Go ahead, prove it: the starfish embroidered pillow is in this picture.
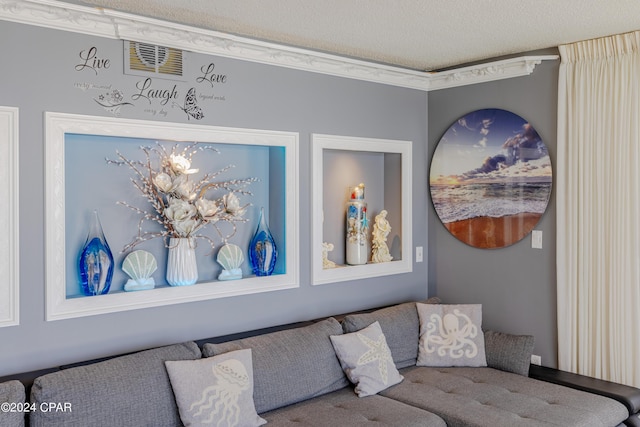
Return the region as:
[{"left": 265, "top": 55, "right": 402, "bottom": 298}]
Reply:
[
  {"left": 416, "top": 303, "right": 487, "bottom": 367},
  {"left": 330, "top": 321, "right": 403, "bottom": 397},
  {"left": 165, "top": 348, "right": 266, "bottom": 427}
]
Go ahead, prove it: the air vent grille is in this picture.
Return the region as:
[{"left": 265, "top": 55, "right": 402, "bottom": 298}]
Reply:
[{"left": 125, "top": 41, "right": 183, "bottom": 78}]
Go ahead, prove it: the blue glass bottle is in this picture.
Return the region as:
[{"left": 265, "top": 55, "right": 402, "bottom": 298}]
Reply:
[
  {"left": 248, "top": 207, "right": 277, "bottom": 276},
  {"left": 78, "top": 210, "right": 114, "bottom": 296}
]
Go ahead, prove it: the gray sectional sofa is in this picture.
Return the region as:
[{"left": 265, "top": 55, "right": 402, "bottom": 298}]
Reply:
[{"left": 2, "top": 300, "right": 640, "bottom": 427}]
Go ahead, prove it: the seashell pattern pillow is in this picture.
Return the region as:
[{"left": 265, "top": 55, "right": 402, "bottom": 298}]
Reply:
[{"left": 330, "top": 321, "right": 403, "bottom": 397}]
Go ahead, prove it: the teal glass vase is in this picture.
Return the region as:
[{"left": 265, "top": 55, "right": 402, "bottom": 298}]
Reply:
[
  {"left": 78, "top": 210, "right": 114, "bottom": 296},
  {"left": 248, "top": 207, "right": 277, "bottom": 276}
]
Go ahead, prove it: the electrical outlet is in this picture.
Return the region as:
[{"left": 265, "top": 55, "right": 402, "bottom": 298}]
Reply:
[
  {"left": 416, "top": 246, "right": 423, "bottom": 263},
  {"left": 531, "top": 354, "right": 542, "bottom": 366}
]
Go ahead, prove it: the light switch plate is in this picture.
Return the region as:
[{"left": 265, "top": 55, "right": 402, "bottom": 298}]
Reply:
[{"left": 532, "top": 230, "right": 543, "bottom": 249}]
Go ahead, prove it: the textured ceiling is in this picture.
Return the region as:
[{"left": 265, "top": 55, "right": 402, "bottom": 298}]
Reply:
[{"left": 57, "top": 0, "right": 640, "bottom": 71}]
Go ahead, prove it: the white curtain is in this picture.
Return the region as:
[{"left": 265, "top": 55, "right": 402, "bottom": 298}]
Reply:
[{"left": 557, "top": 31, "right": 640, "bottom": 387}]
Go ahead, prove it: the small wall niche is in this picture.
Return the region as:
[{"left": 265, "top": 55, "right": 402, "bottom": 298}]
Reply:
[{"left": 311, "top": 134, "right": 412, "bottom": 285}]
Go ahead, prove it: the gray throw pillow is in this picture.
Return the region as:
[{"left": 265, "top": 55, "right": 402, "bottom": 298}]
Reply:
[
  {"left": 342, "top": 302, "right": 420, "bottom": 369},
  {"left": 0, "top": 380, "right": 25, "bottom": 427},
  {"left": 30, "top": 342, "right": 201, "bottom": 427},
  {"left": 330, "top": 321, "right": 403, "bottom": 397},
  {"left": 202, "top": 318, "right": 349, "bottom": 414},
  {"left": 165, "top": 349, "right": 266, "bottom": 427},
  {"left": 416, "top": 303, "right": 487, "bottom": 367},
  {"left": 484, "top": 330, "right": 535, "bottom": 376}
]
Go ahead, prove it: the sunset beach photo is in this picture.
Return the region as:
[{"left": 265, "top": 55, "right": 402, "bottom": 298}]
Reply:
[{"left": 430, "top": 109, "right": 552, "bottom": 249}]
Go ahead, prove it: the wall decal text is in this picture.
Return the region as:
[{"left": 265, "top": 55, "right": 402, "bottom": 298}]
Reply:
[
  {"left": 196, "top": 63, "right": 228, "bottom": 87},
  {"left": 75, "top": 47, "right": 111, "bottom": 75},
  {"left": 131, "top": 78, "right": 179, "bottom": 105}
]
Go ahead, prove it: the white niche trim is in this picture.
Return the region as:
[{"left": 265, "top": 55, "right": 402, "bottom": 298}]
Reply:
[
  {"left": 312, "top": 134, "right": 412, "bottom": 285},
  {"left": 45, "top": 112, "right": 299, "bottom": 321},
  {"left": 0, "top": 106, "right": 19, "bottom": 327}
]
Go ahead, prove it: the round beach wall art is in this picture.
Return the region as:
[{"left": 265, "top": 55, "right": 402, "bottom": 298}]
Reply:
[{"left": 429, "top": 108, "right": 552, "bottom": 249}]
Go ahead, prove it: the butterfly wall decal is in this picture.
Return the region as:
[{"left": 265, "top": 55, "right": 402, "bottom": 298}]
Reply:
[{"left": 174, "top": 87, "right": 204, "bottom": 120}]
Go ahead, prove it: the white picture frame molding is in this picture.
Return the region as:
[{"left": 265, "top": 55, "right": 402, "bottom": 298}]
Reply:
[
  {"left": 45, "top": 112, "right": 299, "bottom": 321},
  {"left": 0, "top": 106, "right": 19, "bottom": 327},
  {"left": 311, "top": 134, "right": 413, "bottom": 285}
]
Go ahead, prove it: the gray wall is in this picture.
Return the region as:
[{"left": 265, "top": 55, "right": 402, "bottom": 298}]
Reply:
[
  {"left": 0, "top": 21, "right": 429, "bottom": 376},
  {"left": 427, "top": 53, "right": 560, "bottom": 367}
]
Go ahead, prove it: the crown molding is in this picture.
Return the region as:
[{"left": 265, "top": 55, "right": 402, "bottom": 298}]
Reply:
[
  {"left": 427, "top": 55, "right": 559, "bottom": 91},
  {"left": 0, "top": 0, "right": 115, "bottom": 37},
  {"left": 0, "top": 0, "right": 558, "bottom": 91}
]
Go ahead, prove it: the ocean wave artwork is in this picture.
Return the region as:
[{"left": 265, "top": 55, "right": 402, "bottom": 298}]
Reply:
[{"left": 429, "top": 109, "right": 552, "bottom": 249}]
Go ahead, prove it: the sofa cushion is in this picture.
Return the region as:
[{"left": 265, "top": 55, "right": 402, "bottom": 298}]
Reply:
[
  {"left": 330, "top": 321, "right": 404, "bottom": 397},
  {"left": 202, "top": 317, "right": 349, "bottom": 414},
  {"left": 262, "top": 386, "right": 447, "bottom": 427},
  {"left": 417, "top": 303, "right": 487, "bottom": 367},
  {"left": 342, "top": 302, "right": 420, "bottom": 369},
  {"left": 30, "top": 342, "right": 201, "bottom": 427},
  {"left": 381, "top": 366, "right": 629, "bottom": 427},
  {"left": 165, "top": 348, "right": 265, "bottom": 427},
  {"left": 484, "top": 330, "right": 534, "bottom": 376},
  {"left": 0, "top": 380, "right": 25, "bottom": 427}
]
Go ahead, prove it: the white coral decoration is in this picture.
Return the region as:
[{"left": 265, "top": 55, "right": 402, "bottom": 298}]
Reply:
[{"left": 107, "top": 142, "right": 257, "bottom": 252}]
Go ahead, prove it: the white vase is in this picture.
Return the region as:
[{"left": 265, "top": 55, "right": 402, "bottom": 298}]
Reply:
[
  {"left": 166, "top": 237, "right": 198, "bottom": 286},
  {"left": 346, "top": 184, "right": 369, "bottom": 265}
]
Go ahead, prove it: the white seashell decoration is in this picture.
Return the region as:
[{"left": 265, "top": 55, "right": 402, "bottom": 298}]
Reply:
[
  {"left": 217, "top": 243, "right": 244, "bottom": 271},
  {"left": 216, "top": 243, "right": 244, "bottom": 281},
  {"left": 122, "top": 250, "right": 158, "bottom": 291},
  {"left": 123, "top": 250, "right": 158, "bottom": 279}
]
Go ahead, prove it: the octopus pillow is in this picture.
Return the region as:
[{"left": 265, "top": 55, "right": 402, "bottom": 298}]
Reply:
[
  {"left": 165, "top": 348, "right": 266, "bottom": 427},
  {"left": 416, "top": 303, "right": 487, "bottom": 367}
]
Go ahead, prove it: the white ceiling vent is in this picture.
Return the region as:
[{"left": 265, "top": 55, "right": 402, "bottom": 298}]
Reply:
[{"left": 124, "top": 41, "right": 184, "bottom": 79}]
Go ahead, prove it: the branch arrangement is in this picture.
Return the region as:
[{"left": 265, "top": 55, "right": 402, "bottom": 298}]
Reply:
[{"left": 106, "top": 142, "right": 257, "bottom": 253}]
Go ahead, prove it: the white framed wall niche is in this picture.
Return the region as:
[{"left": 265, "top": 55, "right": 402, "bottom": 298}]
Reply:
[
  {"left": 312, "top": 133, "right": 412, "bottom": 285},
  {"left": 0, "top": 106, "right": 19, "bottom": 327},
  {"left": 45, "top": 112, "right": 299, "bottom": 321}
]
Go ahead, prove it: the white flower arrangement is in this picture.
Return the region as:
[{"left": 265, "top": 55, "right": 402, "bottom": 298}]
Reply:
[{"left": 107, "top": 142, "right": 257, "bottom": 252}]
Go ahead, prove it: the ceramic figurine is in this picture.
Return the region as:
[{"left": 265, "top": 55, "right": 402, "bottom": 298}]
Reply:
[
  {"left": 372, "top": 210, "right": 393, "bottom": 263},
  {"left": 322, "top": 242, "right": 337, "bottom": 269}
]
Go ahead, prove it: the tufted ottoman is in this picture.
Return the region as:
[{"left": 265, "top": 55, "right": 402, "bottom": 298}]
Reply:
[
  {"left": 261, "top": 386, "right": 446, "bottom": 426},
  {"left": 381, "top": 366, "right": 629, "bottom": 427}
]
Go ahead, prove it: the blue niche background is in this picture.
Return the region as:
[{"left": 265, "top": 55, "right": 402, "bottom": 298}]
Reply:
[{"left": 64, "top": 133, "right": 286, "bottom": 298}]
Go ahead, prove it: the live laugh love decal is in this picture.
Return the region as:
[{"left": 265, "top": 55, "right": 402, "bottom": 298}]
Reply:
[{"left": 73, "top": 44, "right": 229, "bottom": 119}]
